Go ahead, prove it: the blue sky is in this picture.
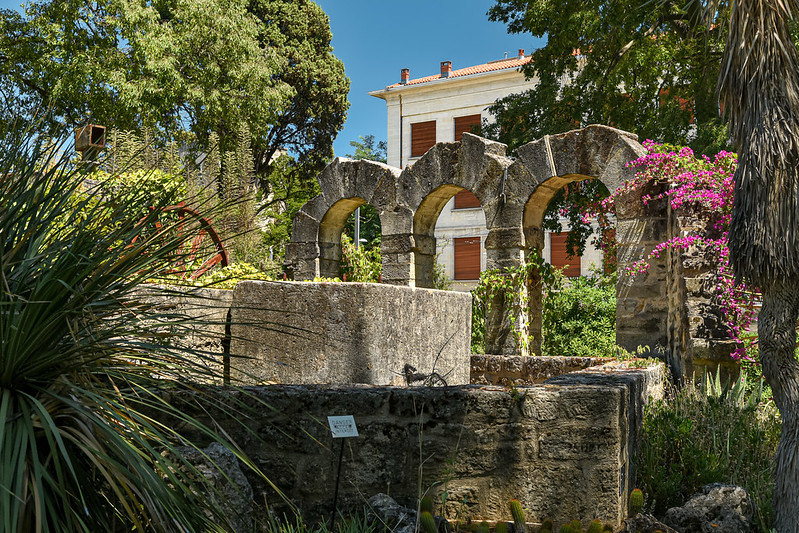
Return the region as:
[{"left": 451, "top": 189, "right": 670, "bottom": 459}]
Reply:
[{"left": 0, "top": 0, "right": 545, "bottom": 157}]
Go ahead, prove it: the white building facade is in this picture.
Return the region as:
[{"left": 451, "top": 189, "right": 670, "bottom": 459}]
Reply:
[{"left": 369, "top": 52, "right": 602, "bottom": 291}]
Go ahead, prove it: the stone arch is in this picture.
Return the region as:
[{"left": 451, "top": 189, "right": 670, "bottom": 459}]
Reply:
[
  {"left": 286, "top": 125, "right": 665, "bottom": 361},
  {"left": 398, "top": 134, "right": 513, "bottom": 288},
  {"left": 284, "top": 158, "right": 401, "bottom": 280},
  {"left": 511, "top": 125, "right": 648, "bottom": 356}
]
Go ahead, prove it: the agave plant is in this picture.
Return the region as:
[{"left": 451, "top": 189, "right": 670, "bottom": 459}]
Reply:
[{"left": 0, "top": 129, "right": 265, "bottom": 531}]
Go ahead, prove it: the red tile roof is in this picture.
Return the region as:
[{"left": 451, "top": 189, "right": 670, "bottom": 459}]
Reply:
[{"left": 386, "top": 55, "right": 532, "bottom": 89}]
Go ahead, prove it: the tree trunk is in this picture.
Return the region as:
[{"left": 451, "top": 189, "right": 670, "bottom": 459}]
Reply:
[{"left": 759, "top": 279, "right": 799, "bottom": 532}]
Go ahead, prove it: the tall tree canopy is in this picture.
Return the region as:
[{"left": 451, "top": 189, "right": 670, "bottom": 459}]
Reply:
[
  {"left": 0, "top": 0, "right": 348, "bottom": 201},
  {"left": 486, "top": 0, "right": 731, "bottom": 155}
]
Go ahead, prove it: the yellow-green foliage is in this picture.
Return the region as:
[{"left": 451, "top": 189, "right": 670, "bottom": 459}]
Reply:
[
  {"left": 495, "top": 522, "right": 509, "bottom": 533},
  {"left": 420, "top": 495, "right": 434, "bottom": 515},
  {"left": 508, "top": 500, "right": 526, "bottom": 533},
  {"left": 628, "top": 488, "right": 644, "bottom": 516},
  {"left": 419, "top": 511, "right": 438, "bottom": 533},
  {"left": 586, "top": 519, "right": 603, "bottom": 533}
]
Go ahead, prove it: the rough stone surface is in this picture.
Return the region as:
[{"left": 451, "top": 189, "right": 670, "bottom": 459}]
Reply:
[
  {"left": 165, "top": 362, "right": 663, "bottom": 530},
  {"left": 229, "top": 281, "right": 472, "bottom": 386},
  {"left": 470, "top": 355, "right": 609, "bottom": 385},
  {"left": 136, "top": 285, "right": 233, "bottom": 383},
  {"left": 624, "top": 513, "right": 679, "bottom": 533},
  {"left": 175, "top": 442, "right": 254, "bottom": 532},
  {"left": 662, "top": 484, "right": 754, "bottom": 533},
  {"left": 366, "top": 493, "right": 417, "bottom": 533}
]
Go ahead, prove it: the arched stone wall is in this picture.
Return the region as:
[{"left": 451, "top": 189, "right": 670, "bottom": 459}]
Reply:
[
  {"left": 285, "top": 125, "right": 666, "bottom": 358},
  {"left": 284, "top": 158, "right": 402, "bottom": 280},
  {"left": 509, "top": 126, "right": 649, "bottom": 356}
]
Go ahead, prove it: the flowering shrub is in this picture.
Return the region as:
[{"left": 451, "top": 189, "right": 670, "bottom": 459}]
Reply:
[{"left": 606, "top": 141, "right": 758, "bottom": 359}]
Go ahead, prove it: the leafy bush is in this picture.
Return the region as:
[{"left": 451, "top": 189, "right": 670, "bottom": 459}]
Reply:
[
  {"left": 1, "top": 131, "right": 268, "bottom": 531},
  {"left": 638, "top": 376, "right": 780, "bottom": 529},
  {"left": 341, "top": 233, "right": 381, "bottom": 282},
  {"left": 541, "top": 273, "right": 616, "bottom": 358}
]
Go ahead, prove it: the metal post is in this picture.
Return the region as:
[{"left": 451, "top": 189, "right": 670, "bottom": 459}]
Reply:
[{"left": 354, "top": 207, "right": 361, "bottom": 250}]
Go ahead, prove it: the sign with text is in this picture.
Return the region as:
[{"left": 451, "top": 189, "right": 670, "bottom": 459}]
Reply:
[{"left": 327, "top": 415, "right": 359, "bottom": 438}]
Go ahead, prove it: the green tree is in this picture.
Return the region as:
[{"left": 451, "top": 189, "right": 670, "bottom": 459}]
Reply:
[
  {"left": 346, "top": 134, "right": 387, "bottom": 163},
  {"left": 0, "top": 0, "right": 348, "bottom": 205},
  {"left": 485, "top": 0, "right": 731, "bottom": 156}
]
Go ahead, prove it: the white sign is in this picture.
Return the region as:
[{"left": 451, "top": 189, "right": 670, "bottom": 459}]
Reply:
[{"left": 327, "top": 415, "right": 359, "bottom": 438}]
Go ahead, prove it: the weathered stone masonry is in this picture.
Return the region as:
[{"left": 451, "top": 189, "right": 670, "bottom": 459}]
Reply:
[{"left": 285, "top": 125, "right": 671, "bottom": 360}]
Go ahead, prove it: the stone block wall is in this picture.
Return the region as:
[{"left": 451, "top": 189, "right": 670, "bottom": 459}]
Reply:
[
  {"left": 169, "top": 362, "right": 663, "bottom": 530},
  {"left": 143, "top": 281, "right": 472, "bottom": 387},
  {"left": 470, "top": 355, "right": 610, "bottom": 385},
  {"left": 230, "top": 281, "right": 472, "bottom": 386}
]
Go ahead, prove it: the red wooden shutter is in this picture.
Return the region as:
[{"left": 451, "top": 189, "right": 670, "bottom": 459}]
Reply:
[
  {"left": 549, "top": 232, "right": 581, "bottom": 277},
  {"left": 454, "top": 114, "right": 482, "bottom": 140},
  {"left": 454, "top": 237, "right": 481, "bottom": 280},
  {"left": 453, "top": 190, "right": 481, "bottom": 209},
  {"left": 411, "top": 120, "right": 436, "bottom": 157}
]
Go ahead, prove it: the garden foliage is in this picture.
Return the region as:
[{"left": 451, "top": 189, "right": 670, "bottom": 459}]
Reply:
[
  {"left": 639, "top": 375, "right": 780, "bottom": 529},
  {"left": 0, "top": 131, "right": 270, "bottom": 531}
]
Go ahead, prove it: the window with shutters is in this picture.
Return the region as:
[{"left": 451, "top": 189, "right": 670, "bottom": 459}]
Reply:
[
  {"left": 454, "top": 114, "right": 482, "bottom": 140},
  {"left": 411, "top": 120, "right": 436, "bottom": 157},
  {"left": 549, "top": 232, "right": 581, "bottom": 277},
  {"left": 453, "top": 190, "right": 481, "bottom": 209},
  {"left": 454, "top": 236, "right": 481, "bottom": 280}
]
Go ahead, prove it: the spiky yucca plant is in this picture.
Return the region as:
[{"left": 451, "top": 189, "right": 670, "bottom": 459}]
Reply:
[{"left": 0, "top": 130, "right": 267, "bottom": 531}]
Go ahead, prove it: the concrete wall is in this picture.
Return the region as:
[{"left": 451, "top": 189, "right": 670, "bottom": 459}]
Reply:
[{"left": 168, "top": 362, "right": 663, "bottom": 530}]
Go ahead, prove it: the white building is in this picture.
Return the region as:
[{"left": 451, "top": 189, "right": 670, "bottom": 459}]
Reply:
[{"left": 369, "top": 52, "right": 602, "bottom": 290}]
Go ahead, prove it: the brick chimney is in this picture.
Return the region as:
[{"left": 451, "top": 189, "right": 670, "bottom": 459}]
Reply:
[
  {"left": 400, "top": 68, "right": 409, "bottom": 85},
  {"left": 440, "top": 61, "right": 452, "bottom": 78},
  {"left": 518, "top": 49, "right": 525, "bottom": 58}
]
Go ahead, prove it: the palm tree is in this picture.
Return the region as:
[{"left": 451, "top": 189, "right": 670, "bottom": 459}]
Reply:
[{"left": 719, "top": 0, "right": 799, "bottom": 529}]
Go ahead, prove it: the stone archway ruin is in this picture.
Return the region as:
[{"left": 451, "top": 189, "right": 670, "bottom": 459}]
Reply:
[{"left": 285, "top": 125, "right": 668, "bottom": 359}]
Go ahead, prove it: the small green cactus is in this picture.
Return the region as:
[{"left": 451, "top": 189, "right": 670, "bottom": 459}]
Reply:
[
  {"left": 477, "top": 521, "right": 490, "bottom": 533},
  {"left": 558, "top": 525, "right": 573, "bottom": 533},
  {"left": 420, "top": 495, "right": 434, "bottom": 515},
  {"left": 420, "top": 511, "right": 438, "bottom": 533},
  {"left": 628, "top": 488, "right": 644, "bottom": 517},
  {"left": 495, "top": 522, "right": 509, "bottom": 533},
  {"left": 508, "top": 500, "right": 526, "bottom": 533},
  {"left": 540, "top": 519, "right": 554, "bottom": 533},
  {"left": 586, "top": 520, "right": 603, "bottom": 533},
  {"left": 570, "top": 519, "right": 582, "bottom": 532}
]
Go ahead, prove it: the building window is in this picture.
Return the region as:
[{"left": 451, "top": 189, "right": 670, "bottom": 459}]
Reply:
[
  {"left": 549, "top": 232, "right": 581, "bottom": 277},
  {"left": 454, "top": 114, "right": 482, "bottom": 140},
  {"left": 411, "top": 120, "right": 436, "bottom": 157},
  {"left": 454, "top": 237, "right": 481, "bottom": 280},
  {"left": 453, "top": 190, "right": 481, "bottom": 209}
]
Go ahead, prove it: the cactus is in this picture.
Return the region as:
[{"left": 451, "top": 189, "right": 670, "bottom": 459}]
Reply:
[
  {"left": 586, "top": 520, "right": 603, "bottom": 533},
  {"left": 558, "top": 525, "right": 573, "bottom": 533},
  {"left": 508, "top": 500, "right": 526, "bottom": 533},
  {"left": 495, "top": 522, "right": 509, "bottom": 533},
  {"left": 540, "top": 519, "right": 554, "bottom": 533},
  {"left": 477, "top": 521, "right": 490, "bottom": 533},
  {"left": 601, "top": 525, "right": 614, "bottom": 533},
  {"left": 420, "top": 511, "right": 438, "bottom": 533},
  {"left": 420, "top": 495, "right": 434, "bottom": 515},
  {"left": 628, "top": 488, "right": 644, "bottom": 517},
  {"left": 570, "top": 519, "right": 582, "bottom": 532}
]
